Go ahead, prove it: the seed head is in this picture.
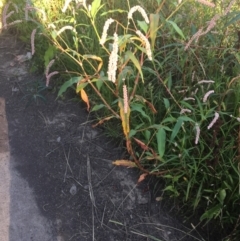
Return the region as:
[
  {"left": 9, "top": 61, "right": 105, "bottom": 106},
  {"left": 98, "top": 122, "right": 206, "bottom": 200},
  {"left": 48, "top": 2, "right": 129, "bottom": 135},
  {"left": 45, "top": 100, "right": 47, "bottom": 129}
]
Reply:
[
  {"left": 136, "top": 30, "right": 152, "bottom": 60},
  {"left": 128, "top": 5, "right": 149, "bottom": 24},
  {"left": 100, "top": 18, "right": 114, "bottom": 45}
]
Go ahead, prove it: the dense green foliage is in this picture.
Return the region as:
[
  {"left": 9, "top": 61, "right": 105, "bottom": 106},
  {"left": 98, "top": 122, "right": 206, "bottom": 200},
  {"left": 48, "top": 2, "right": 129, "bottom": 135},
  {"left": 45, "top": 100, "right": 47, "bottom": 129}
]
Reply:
[{"left": 2, "top": 0, "right": 240, "bottom": 240}]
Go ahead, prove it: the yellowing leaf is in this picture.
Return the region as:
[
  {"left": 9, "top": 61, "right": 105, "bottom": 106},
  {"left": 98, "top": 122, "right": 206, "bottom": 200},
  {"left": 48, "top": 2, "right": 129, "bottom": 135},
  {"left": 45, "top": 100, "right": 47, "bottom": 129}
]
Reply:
[
  {"left": 137, "top": 173, "right": 148, "bottom": 183},
  {"left": 80, "top": 89, "right": 90, "bottom": 111},
  {"left": 112, "top": 160, "right": 136, "bottom": 168},
  {"left": 119, "top": 100, "right": 130, "bottom": 138},
  {"left": 83, "top": 54, "right": 103, "bottom": 72}
]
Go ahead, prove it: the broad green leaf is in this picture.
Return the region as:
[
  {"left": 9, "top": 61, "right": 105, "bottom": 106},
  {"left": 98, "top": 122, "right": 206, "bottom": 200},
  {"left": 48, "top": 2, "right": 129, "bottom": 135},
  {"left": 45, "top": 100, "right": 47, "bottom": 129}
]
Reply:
[
  {"left": 150, "top": 13, "right": 159, "bottom": 48},
  {"left": 163, "top": 98, "right": 170, "bottom": 109},
  {"left": 90, "top": 0, "right": 101, "bottom": 18},
  {"left": 58, "top": 76, "right": 82, "bottom": 97},
  {"left": 135, "top": 123, "right": 145, "bottom": 130},
  {"left": 170, "top": 118, "right": 184, "bottom": 141},
  {"left": 91, "top": 104, "right": 105, "bottom": 112},
  {"left": 131, "top": 103, "right": 151, "bottom": 122},
  {"left": 164, "top": 185, "right": 178, "bottom": 196},
  {"left": 167, "top": 20, "right": 185, "bottom": 40},
  {"left": 96, "top": 79, "right": 103, "bottom": 90},
  {"left": 156, "top": 128, "right": 166, "bottom": 158},
  {"left": 118, "top": 66, "right": 134, "bottom": 85},
  {"left": 161, "top": 116, "right": 176, "bottom": 124},
  {"left": 76, "top": 82, "right": 88, "bottom": 93},
  {"left": 148, "top": 124, "right": 171, "bottom": 131},
  {"left": 51, "top": 30, "right": 57, "bottom": 39},
  {"left": 219, "top": 189, "right": 226, "bottom": 204},
  {"left": 125, "top": 51, "right": 144, "bottom": 82},
  {"left": 129, "top": 129, "right": 137, "bottom": 138},
  {"left": 137, "top": 20, "right": 149, "bottom": 34},
  {"left": 44, "top": 45, "right": 56, "bottom": 67},
  {"left": 200, "top": 204, "right": 222, "bottom": 221},
  {"left": 144, "top": 130, "right": 151, "bottom": 141},
  {"left": 180, "top": 101, "right": 194, "bottom": 110}
]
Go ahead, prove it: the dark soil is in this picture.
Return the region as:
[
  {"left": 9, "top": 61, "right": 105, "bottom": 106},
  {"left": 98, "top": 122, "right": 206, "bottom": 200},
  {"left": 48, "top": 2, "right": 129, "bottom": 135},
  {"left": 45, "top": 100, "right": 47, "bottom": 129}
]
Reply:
[{"left": 0, "top": 32, "right": 207, "bottom": 241}]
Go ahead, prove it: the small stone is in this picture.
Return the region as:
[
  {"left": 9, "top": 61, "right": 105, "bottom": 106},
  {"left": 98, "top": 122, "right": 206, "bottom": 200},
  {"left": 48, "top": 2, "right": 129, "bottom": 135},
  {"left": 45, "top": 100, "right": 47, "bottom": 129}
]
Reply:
[{"left": 70, "top": 184, "right": 77, "bottom": 195}]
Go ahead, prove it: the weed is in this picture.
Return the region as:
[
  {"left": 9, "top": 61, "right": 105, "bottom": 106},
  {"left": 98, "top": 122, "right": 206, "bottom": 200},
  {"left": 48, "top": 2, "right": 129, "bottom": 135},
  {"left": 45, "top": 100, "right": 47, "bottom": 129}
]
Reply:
[
  {"left": 21, "top": 78, "right": 47, "bottom": 108},
  {"left": 4, "top": 0, "right": 240, "bottom": 239}
]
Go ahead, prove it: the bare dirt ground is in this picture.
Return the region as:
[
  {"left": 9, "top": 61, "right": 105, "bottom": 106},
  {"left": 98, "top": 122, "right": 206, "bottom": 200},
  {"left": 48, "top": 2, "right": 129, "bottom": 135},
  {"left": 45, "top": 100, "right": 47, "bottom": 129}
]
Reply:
[{"left": 0, "top": 32, "right": 208, "bottom": 241}]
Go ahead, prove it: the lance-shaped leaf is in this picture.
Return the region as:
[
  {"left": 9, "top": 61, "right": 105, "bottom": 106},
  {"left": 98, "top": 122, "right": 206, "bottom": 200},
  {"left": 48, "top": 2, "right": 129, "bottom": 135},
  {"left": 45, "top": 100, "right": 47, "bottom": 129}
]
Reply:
[
  {"left": 83, "top": 54, "right": 103, "bottom": 72},
  {"left": 58, "top": 76, "right": 82, "bottom": 97},
  {"left": 138, "top": 173, "right": 148, "bottom": 183},
  {"left": 150, "top": 13, "right": 159, "bottom": 49},
  {"left": 156, "top": 127, "right": 166, "bottom": 158},
  {"left": 92, "top": 116, "right": 115, "bottom": 127},
  {"left": 80, "top": 89, "right": 90, "bottom": 111},
  {"left": 119, "top": 99, "right": 130, "bottom": 138},
  {"left": 125, "top": 51, "right": 144, "bottom": 82},
  {"left": 112, "top": 160, "right": 136, "bottom": 168},
  {"left": 167, "top": 20, "right": 186, "bottom": 40},
  {"left": 90, "top": 0, "right": 102, "bottom": 19}
]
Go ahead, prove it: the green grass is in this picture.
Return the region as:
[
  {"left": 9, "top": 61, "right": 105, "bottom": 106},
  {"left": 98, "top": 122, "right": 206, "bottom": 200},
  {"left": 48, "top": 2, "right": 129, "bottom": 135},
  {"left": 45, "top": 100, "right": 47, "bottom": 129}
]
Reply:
[{"left": 3, "top": 0, "right": 240, "bottom": 240}]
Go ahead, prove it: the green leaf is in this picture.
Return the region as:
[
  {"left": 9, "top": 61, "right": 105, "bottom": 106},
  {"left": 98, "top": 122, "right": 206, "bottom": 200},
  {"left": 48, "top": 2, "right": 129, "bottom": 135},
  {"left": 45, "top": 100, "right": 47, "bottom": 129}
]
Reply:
[
  {"left": 101, "top": 9, "right": 127, "bottom": 16},
  {"left": 156, "top": 128, "right": 166, "bottom": 158},
  {"left": 226, "top": 13, "right": 240, "bottom": 27},
  {"left": 137, "top": 20, "right": 149, "bottom": 34},
  {"left": 194, "top": 180, "right": 203, "bottom": 209},
  {"left": 219, "top": 189, "right": 226, "bottom": 204},
  {"left": 76, "top": 82, "right": 88, "bottom": 93},
  {"left": 90, "top": 0, "right": 101, "bottom": 18},
  {"left": 164, "top": 185, "right": 178, "bottom": 196},
  {"left": 58, "top": 77, "right": 82, "bottom": 97},
  {"left": 167, "top": 20, "right": 185, "bottom": 40},
  {"left": 200, "top": 204, "right": 222, "bottom": 221},
  {"left": 170, "top": 118, "right": 184, "bottom": 141},
  {"left": 167, "top": 72, "right": 172, "bottom": 90},
  {"left": 178, "top": 116, "right": 195, "bottom": 122},
  {"left": 150, "top": 13, "right": 160, "bottom": 48},
  {"left": 44, "top": 45, "right": 56, "bottom": 67},
  {"left": 91, "top": 104, "right": 105, "bottom": 112},
  {"left": 125, "top": 51, "right": 144, "bottom": 82},
  {"left": 131, "top": 103, "right": 151, "bottom": 122},
  {"left": 163, "top": 98, "right": 170, "bottom": 109},
  {"left": 144, "top": 130, "right": 151, "bottom": 141},
  {"left": 180, "top": 100, "right": 194, "bottom": 110},
  {"left": 96, "top": 79, "right": 103, "bottom": 90},
  {"left": 129, "top": 129, "right": 137, "bottom": 138},
  {"left": 161, "top": 117, "right": 176, "bottom": 124}
]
